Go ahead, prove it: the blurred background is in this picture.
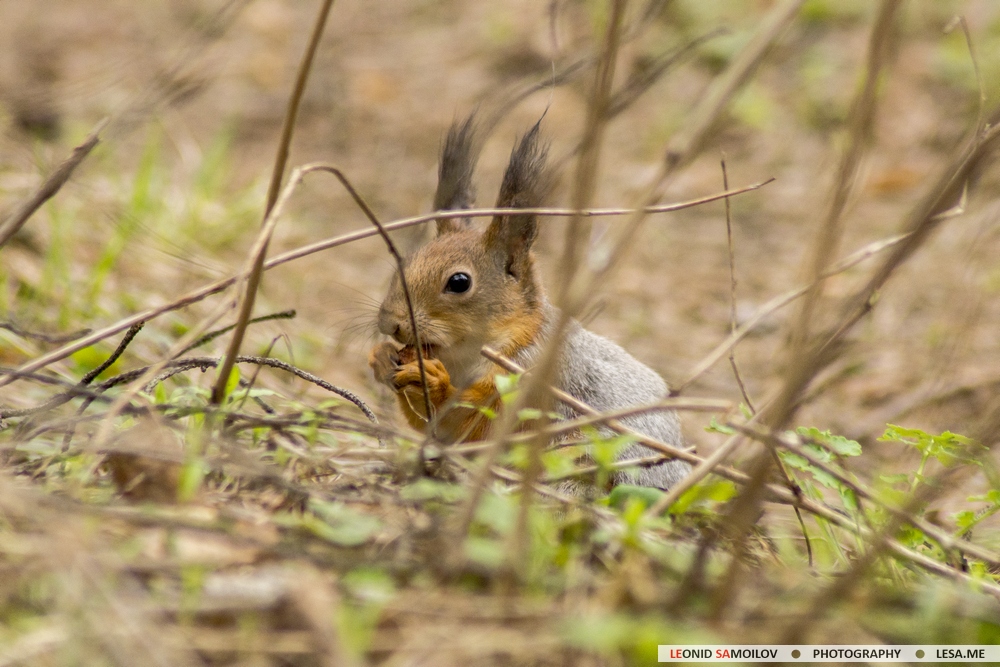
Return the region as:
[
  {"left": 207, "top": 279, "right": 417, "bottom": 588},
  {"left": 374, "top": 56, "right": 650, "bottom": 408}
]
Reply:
[{"left": 2, "top": 0, "right": 1000, "bottom": 462}]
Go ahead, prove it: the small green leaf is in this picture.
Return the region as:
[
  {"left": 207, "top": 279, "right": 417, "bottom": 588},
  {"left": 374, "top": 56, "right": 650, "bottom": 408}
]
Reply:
[
  {"left": 464, "top": 536, "right": 504, "bottom": 570},
  {"left": 494, "top": 373, "right": 520, "bottom": 397},
  {"left": 669, "top": 478, "right": 737, "bottom": 515},
  {"left": 954, "top": 510, "right": 976, "bottom": 532},
  {"left": 705, "top": 417, "right": 735, "bottom": 435},
  {"left": 839, "top": 486, "right": 859, "bottom": 512},
  {"left": 517, "top": 408, "right": 543, "bottom": 422},
  {"left": 307, "top": 500, "right": 382, "bottom": 546},
  {"left": 968, "top": 489, "right": 1000, "bottom": 504},
  {"left": 400, "top": 479, "right": 466, "bottom": 503},
  {"left": 879, "top": 473, "right": 910, "bottom": 485},
  {"left": 608, "top": 484, "right": 665, "bottom": 511},
  {"left": 797, "top": 426, "right": 861, "bottom": 457},
  {"left": 223, "top": 366, "right": 241, "bottom": 402}
]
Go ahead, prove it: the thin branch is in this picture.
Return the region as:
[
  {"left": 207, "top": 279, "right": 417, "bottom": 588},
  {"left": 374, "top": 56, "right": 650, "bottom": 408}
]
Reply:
[
  {"left": 789, "top": 0, "right": 901, "bottom": 351},
  {"left": 785, "top": 119, "right": 1000, "bottom": 431},
  {"left": 674, "top": 232, "right": 911, "bottom": 393},
  {"left": 179, "top": 310, "right": 296, "bottom": 355},
  {"left": 664, "top": 0, "right": 806, "bottom": 171},
  {"left": 642, "top": 429, "right": 749, "bottom": 519},
  {"left": 505, "top": 397, "right": 728, "bottom": 445},
  {"left": 731, "top": 422, "right": 1000, "bottom": 569},
  {"left": 2, "top": 180, "right": 771, "bottom": 388},
  {"left": 211, "top": 0, "right": 335, "bottom": 405},
  {"left": 720, "top": 155, "right": 755, "bottom": 412},
  {"left": 0, "top": 120, "right": 107, "bottom": 250},
  {"left": 2, "top": 354, "right": 377, "bottom": 428},
  {"left": 945, "top": 15, "right": 985, "bottom": 133},
  {"left": 479, "top": 346, "right": 1000, "bottom": 593},
  {"left": 80, "top": 323, "right": 143, "bottom": 386},
  {"left": 502, "top": 0, "right": 630, "bottom": 583},
  {"left": 0, "top": 324, "right": 144, "bottom": 420},
  {"left": 311, "top": 166, "right": 433, "bottom": 431},
  {"left": 0, "top": 323, "right": 91, "bottom": 344},
  {"left": 570, "top": 0, "right": 805, "bottom": 315},
  {"left": 482, "top": 346, "right": 708, "bottom": 469}
]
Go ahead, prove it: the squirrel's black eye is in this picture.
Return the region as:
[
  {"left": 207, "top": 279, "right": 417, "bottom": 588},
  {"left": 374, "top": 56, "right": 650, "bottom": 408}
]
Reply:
[{"left": 444, "top": 272, "right": 472, "bottom": 294}]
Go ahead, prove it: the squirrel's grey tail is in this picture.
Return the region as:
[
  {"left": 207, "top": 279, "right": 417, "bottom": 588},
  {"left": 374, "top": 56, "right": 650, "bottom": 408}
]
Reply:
[{"left": 434, "top": 114, "right": 478, "bottom": 234}]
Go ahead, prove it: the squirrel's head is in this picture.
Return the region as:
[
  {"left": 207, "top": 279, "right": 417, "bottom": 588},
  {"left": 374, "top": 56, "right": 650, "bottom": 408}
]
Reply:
[{"left": 377, "top": 116, "right": 551, "bottom": 359}]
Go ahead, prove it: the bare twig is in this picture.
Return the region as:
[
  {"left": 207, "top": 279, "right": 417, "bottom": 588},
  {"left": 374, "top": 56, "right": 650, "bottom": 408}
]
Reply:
[
  {"left": 663, "top": 0, "right": 806, "bottom": 171},
  {"left": 0, "top": 120, "right": 107, "bottom": 249},
  {"left": 211, "top": 0, "right": 335, "bottom": 404},
  {"left": 482, "top": 347, "right": 705, "bottom": 468},
  {"left": 573, "top": 0, "right": 805, "bottom": 315},
  {"left": 674, "top": 232, "right": 911, "bottom": 393},
  {"left": 80, "top": 323, "right": 144, "bottom": 386},
  {"left": 0, "top": 181, "right": 769, "bottom": 389},
  {"left": 786, "top": 119, "right": 1000, "bottom": 431},
  {"left": 0, "top": 323, "right": 91, "bottom": 344},
  {"left": 480, "top": 346, "right": 1000, "bottom": 592},
  {"left": 789, "top": 0, "right": 901, "bottom": 350},
  {"left": 3, "top": 354, "right": 377, "bottom": 427},
  {"left": 945, "top": 15, "right": 985, "bottom": 132},
  {"left": 179, "top": 310, "right": 296, "bottom": 355},
  {"left": 313, "top": 166, "right": 433, "bottom": 430},
  {"left": 720, "top": 156, "right": 755, "bottom": 412},
  {"left": 0, "top": 324, "right": 144, "bottom": 422},
  {"left": 505, "top": 397, "right": 728, "bottom": 445}
]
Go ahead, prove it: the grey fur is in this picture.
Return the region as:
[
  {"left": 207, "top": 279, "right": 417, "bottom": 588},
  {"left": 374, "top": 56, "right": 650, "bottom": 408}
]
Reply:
[
  {"left": 514, "top": 303, "right": 690, "bottom": 491},
  {"left": 376, "top": 117, "right": 689, "bottom": 494}
]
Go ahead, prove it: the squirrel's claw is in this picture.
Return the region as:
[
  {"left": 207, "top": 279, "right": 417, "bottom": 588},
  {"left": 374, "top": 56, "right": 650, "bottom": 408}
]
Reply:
[
  {"left": 393, "top": 357, "right": 449, "bottom": 392},
  {"left": 368, "top": 341, "right": 401, "bottom": 387},
  {"left": 394, "top": 358, "right": 454, "bottom": 421}
]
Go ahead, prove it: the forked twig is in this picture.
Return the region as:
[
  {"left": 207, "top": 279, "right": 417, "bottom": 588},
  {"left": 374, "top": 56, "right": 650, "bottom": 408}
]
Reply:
[
  {"left": 731, "top": 422, "right": 1000, "bottom": 568},
  {"left": 311, "top": 166, "right": 434, "bottom": 430},
  {"left": 1, "top": 181, "right": 770, "bottom": 388},
  {"left": 674, "top": 232, "right": 911, "bottom": 393},
  {"left": 479, "top": 346, "right": 1000, "bottom": 593}
]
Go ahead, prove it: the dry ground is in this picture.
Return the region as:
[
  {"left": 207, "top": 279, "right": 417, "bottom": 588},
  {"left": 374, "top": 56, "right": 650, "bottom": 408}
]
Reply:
[
  {"left": 3, "top": 0, "right": 1000, "bottom": 664},
  {"left": 5, "top": 1, "right": 1000, "bottom": 453}
]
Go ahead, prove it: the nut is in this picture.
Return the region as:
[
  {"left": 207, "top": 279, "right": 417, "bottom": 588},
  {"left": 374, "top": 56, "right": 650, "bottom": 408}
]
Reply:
[{"left": 398, "top": 344, "right": 436, "bottom": 364}]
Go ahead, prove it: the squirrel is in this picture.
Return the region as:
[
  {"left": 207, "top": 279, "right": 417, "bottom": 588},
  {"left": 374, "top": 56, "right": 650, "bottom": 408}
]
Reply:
[{"left": 369, "top": 115, "right": 689, "bottom": 491}]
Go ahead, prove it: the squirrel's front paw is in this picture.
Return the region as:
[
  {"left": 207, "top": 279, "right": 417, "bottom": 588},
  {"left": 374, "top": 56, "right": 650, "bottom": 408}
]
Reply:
[
  {"left": 394, "top": 358, "right": 454, "bottom": 420},
  {"left": 368, "top": 341, "right": 401, "bottom": 387}
]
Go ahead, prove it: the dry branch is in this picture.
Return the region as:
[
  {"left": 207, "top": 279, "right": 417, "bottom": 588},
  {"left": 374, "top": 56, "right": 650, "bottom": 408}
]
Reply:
[
  {"left": 0, "top": 120, "right": 106, "bottom": 249},
  {"left": 480, "top": 346, "right": 1000, "bottom": 594},
  {"left": 0, "top": 181, "right": 769, "bottom": 389},
  {"left": 211, "top": 0, "right": 335, "bottom": 405}
]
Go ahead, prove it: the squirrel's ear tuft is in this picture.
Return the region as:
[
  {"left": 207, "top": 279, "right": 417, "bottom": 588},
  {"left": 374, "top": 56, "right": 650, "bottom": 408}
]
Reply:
[
  {"left": 483, "top": 122, "right": 552, "bottom": 277},
  {"left": 434, "top": 114, "right": 479, "bottom": 236}
]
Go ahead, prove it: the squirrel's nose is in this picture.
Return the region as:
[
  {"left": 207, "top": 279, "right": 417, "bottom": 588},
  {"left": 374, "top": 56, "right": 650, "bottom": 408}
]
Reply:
[
  {"left": 377, "top": 308, "right": 409, "bottom": 343},
  {"left": 376, "top": 308, "right": 396, "bottom": 337}
]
